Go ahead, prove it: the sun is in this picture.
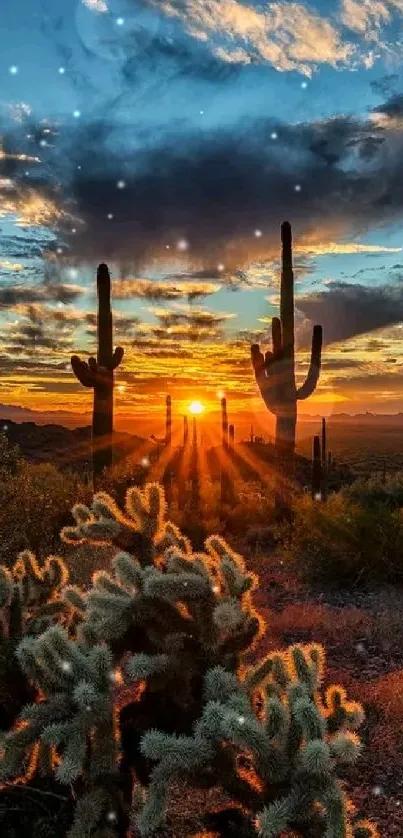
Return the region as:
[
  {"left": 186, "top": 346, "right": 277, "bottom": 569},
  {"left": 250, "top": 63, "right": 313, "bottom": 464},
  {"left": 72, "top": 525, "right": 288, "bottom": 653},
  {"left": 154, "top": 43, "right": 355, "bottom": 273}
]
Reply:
[{"left": 188, "top": 400, "right": 205, "bottom": 415}]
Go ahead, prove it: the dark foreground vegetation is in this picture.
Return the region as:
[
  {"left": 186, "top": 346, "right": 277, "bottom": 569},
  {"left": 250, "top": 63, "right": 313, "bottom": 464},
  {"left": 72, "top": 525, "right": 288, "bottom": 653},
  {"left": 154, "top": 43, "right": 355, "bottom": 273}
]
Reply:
[{"left": 0, "top": 435, "right": 402, "bottom": 837}]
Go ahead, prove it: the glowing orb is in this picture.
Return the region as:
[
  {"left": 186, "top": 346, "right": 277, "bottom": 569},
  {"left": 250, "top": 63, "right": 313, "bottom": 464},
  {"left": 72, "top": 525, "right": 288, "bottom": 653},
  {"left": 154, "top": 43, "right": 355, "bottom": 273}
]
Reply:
[{"left": 188, "top": 401, "right": 204, "bottom": 415}]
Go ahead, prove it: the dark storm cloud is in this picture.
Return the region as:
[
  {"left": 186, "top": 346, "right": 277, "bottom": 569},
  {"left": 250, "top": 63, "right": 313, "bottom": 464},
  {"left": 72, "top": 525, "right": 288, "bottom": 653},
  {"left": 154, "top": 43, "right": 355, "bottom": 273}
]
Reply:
[
  {"left": 297, "top": 280, "right": 403, "bottom": 344},
  {"left": 4, "top": 108, "right": 388, "bottom": 268},
  {"left": 63, "top": 114, "right": 387, "bottom": 266},
  {"left": 7, "top": 88, "right": 403, "bottom": 275},
  {"left": 372, "top": 94, "right": 403, "bottom": 118}
]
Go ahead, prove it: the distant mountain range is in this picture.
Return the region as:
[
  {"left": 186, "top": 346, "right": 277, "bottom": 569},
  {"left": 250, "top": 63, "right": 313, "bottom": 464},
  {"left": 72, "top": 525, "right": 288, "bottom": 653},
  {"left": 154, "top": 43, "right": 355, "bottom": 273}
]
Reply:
[
  {"left": 1, "top": 418, "right": 145, "bottom": 471},
  {"left": 0, "top": 404, "right": 402, "bottom": 472},
  {"left": 1, "top": 403, "right": 403, "bottom": 429}
]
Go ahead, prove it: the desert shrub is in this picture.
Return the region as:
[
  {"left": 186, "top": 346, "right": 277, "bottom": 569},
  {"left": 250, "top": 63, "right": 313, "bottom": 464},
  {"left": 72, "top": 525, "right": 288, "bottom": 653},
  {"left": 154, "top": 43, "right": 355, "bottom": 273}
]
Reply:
[
  {"left": 346, "top": 471, "right": 403, "bottom": 510},
  {"left": 0, "top": 429, "right": 20, "bottom": 476},
  {"left": 280, "top": 492, "right": 403, "bottom": 586},
  {"left": 0, "top": 482, "right": 376, "bottom": 838},
  {"left": 0, "top": 461, "right": 89, "bottom": 565}
]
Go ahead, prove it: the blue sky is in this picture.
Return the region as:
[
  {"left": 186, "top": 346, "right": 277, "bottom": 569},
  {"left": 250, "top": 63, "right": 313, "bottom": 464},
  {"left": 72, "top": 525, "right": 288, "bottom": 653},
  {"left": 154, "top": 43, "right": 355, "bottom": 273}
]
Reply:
[{"left": 2, "top": 0, "right": 403, "bottom": 427}]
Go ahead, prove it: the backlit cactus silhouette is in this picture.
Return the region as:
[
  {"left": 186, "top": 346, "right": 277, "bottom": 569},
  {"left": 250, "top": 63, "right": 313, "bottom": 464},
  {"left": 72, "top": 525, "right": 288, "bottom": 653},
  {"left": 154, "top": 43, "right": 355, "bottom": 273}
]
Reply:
[
  {"left": 71, "top": 264, "right": 124, "bottom": 483},
  {"left": 137, "top": 644, "right": 378, "bottom": 838},
  {"left": 221, "top": 396, "right": 229, "bottom": 450},
  {"left": 312, "top": 434, "right": 322, "bottom": 500},
  {"left": 321, "top": 417, "right": 328, "bottom": 500},
  {"left": 251, "top": 222, "right": 322, "bottom": 463},
  {"left": 183, "top": 415, "right": 189, "bottom": 447},
  {"left": 165, "top": 395, "right": 172, "bottom": 446}
]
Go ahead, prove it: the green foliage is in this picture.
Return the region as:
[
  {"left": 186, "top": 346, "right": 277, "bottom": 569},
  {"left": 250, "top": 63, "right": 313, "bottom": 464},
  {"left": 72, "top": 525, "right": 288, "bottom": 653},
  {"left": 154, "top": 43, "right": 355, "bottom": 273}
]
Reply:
[
  {"left": 0, "top": 461, "right": 89, "bottom": 565},
  {"left": 280, "top": 492, "right": 403, "bottom": 585},
  {"left": 0, "top": 551, "right": 70, "bottom": 730},
  {"left": 0, "top": 481, "right": 377, "bottom": 838},
  {"left": 346, "top": 471, "right": 403, "bottom": 510},
  {"left": 137, "top": 643, "right": 376, "bottom": 838}
]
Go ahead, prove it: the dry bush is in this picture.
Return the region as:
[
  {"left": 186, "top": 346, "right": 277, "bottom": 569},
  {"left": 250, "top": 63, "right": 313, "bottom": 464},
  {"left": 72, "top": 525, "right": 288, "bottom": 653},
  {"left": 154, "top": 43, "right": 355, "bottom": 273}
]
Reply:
[
  {"left": 0, "top": 461, "right": 89, "bottom": 565},
  {"left": 280, "top": 493, "right": 403, "bottom": 586}
]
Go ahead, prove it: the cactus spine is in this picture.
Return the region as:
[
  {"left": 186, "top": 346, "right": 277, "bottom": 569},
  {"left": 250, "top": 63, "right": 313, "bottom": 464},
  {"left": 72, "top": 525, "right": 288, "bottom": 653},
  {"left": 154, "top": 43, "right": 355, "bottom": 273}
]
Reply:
[
  {"left": 251, "top": 222, "right": 323, "bottom": 465},
  {"left": 165, "top": 395, "right": 172, "bottom": 446},
  {"left": 312, "top": 434, "right": 322, "bottom": 499},
  {"left": 71, "top": 263, "right": 123, "bottom": 484}
]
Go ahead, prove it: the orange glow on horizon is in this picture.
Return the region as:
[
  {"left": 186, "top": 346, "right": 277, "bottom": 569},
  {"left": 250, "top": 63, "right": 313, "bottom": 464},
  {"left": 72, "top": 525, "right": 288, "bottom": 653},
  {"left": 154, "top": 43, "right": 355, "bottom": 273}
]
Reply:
[{"left": 188, "top": 400, "right": 205, "bottom": 415}]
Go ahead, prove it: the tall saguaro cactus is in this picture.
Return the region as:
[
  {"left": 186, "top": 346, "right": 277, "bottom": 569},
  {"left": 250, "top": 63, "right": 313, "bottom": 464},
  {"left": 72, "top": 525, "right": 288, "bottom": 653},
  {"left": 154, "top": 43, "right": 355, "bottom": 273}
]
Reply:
[
  {"left": 71, "top": 263, "right": 123, "bottom": 483},
  {"left": 251, "top": 222, "right": 323, "bottom": 465},
  {"left": 165, "top": 395, "right": 172, "bottom": 446}
]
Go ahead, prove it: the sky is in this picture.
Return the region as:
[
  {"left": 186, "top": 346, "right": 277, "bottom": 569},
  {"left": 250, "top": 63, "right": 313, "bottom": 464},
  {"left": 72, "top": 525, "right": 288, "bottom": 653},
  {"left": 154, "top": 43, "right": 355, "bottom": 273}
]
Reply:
[{"left": 2, "top": 0, "right": 403, "bottom": 435}]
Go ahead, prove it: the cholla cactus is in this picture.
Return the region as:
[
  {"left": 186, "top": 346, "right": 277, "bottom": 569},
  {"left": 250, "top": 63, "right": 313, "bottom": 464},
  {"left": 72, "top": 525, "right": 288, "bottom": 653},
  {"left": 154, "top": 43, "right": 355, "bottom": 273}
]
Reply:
[
  {"left": 137, "top": 644, "right": 378, "bottom": 838},
  {"left": 0, "top": 624, "right": 125, "bottom": 837},
  {"left": 62, "top": 484, "right": 263, "bottom": 698},
  {"left": 0, "top": 552, "right": 70, "bottom": 729},
  {"left": 0, "top": 483, "right": 377, "bottom": 838},
  {"left": 61, "top": 482, "right": 169, "bottom": 562}
]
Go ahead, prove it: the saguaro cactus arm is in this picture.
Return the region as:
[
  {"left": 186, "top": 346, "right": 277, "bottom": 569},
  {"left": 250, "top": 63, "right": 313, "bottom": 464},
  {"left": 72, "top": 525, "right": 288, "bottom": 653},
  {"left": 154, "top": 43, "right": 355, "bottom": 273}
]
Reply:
[
  {"left": 296, "top": 325, "right": 323, "bottom": 400},
  {"left": 251, "top": 318, "right": 286, "bottom": 415}
]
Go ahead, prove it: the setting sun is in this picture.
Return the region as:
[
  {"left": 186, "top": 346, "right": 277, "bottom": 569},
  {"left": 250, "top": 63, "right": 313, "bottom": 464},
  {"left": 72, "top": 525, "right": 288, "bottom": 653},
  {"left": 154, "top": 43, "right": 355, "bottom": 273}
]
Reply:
[{"left": 188, "top": 400, "right": 205, "bottom": 415}]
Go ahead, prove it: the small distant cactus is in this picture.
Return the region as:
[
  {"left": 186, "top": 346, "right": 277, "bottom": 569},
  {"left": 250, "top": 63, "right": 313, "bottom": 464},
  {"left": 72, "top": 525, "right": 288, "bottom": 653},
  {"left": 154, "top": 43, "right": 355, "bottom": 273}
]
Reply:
[
  {"left": 183, "top": 415, "right": 189, "bottom": 447},
  {"left": 251, "top": 222, "right": 322, "bottom": 465},
  {"left": 312, "top": 435, "right": 322, "bottom": 500},
  {"left": 221, "top": 397, "right": 232, "bottom": 504},
  {"left": 221, "top": 397, "right": 229, "bottom": 450},
  {"left": 165, "top": 395, "right": 172, "bottom": 447},
  {"left": 71, "top": 264, "right": 124, "bottom": 485}
]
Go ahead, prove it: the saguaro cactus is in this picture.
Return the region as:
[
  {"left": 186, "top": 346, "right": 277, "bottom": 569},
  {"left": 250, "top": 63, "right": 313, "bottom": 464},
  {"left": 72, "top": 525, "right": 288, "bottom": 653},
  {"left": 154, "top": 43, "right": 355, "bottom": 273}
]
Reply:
[
  {"left": 229, "top": 424, "right": 235, "bottom": 453},
  {"left": 71, "top": 263, "right": 123, "bottom": 482},
  {"left": 165, "top": 395, "right": 172, "bottom": 447},
  {"left": 183, "top": 415, "right": 189, "bottom": 447},
  {"left": 321, "top": 417, "right": 327, "bottom": 470},
  {"left": 191, "top": 417, "right": 200, "bottom": 507},
  {"left": 321, "top": 417, "right": 328, "bottom": 500},
  {"left": 251, "top": 222, "right": 323, "bottom": 464},
  {"left": 312, "top": 434, "right": 322, "bottom": 499},
  {"left": 221, "top": 397, "right": 229, "bottom": 450}
]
